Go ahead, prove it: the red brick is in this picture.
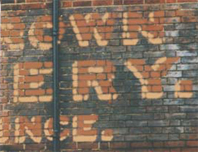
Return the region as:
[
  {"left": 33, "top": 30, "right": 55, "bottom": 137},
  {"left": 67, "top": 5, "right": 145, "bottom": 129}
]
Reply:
[
  {"left": 111, "top": 142, "right": 130, "bottom": 149},
  {"left": 170, "top": 148, "right": 181, "bottom": 152},
  {"left": 166, "top": 0, "right": 177, "bottom": 3},
  {"left": 131, "top": 142, "right": 152, "bottom": 148},
  {"left": 26, "top": 89, "right": 45, "bottom": 95},
  {"left": 10, "top": 31, "right": 21, "bottom": 37},
  {"left": 1, "top": 31, "right": 10, "bottom": 37},
  {"left": 127, "top": 59, "right": 145, "bottom": 65},
  {"left": 186, "top": 141, "right": 198, "bottom": 147},
  {"left": 19, "top": 3, "right": 47, "bottom": 10},
  {"left": 62, "top": 1, "right": 72, "bottom": 7},
  {"left": 78, "top": 60, "right": 96, "bottom": 67},
  {"left": 44, "top": 62, "right": 53, "bottom": 68},
  {"left": 142, "top": 25, "right": 164, "bottom": 31},
  {"left": 128, "top": 12, "right": 143, "bottom": 18},
  {"left": 25, "top": 144, "right": 45, "bottom": 150},
  {"left": 182, "top": 148, "right": 198, "bottom": 152},
  {"left": 152, "top": 85, "right": 163, "bottom": 91},
  {"left": 11, "top": 37, "right": 24, "bottom": 43},
  {"left": 26, "top": 0, "right": 45, "bottom": 2},
  {"left": 78, "top": 115, "right": 98, "bottom": 121},
  {"left": 44, "top": 36, "right": 52, "bottom": 42},
  {"left": 24, "top": 62, "right": 43, "bottom": 69},
  {"left": 145, "top": 0, "right": 165, "bottom": 3},
  {"left": 46, "top": 89, "right": 53, "bottom": 94},
  {"left": 165, "top": 141, "right": 185, "bottom": 147},
  {"left": 124, "top": 0, "right": 143, "bottom": 5},
  {"left": 128, "top": 19, "right": 147, "bottom": 24},
  {"left": 150, "top": 149, "right": 170, "bottom": 152},
  {"left": 78, "top": 88, "right": 89, "bottom": 94},
  {"left": 13, "top": 23, "right": 25, "bottom": 29},
  {"left": 19, "top": 84, "right": 30, "bottom": 89},
  {"left": 178, "top": 0, "right": 197, "bottom": 2},
  {"left": 114, "top": 0, "right": 123, "bottom": 5},
  {"left": 10, "top": 17, "right": 21, "bottom": 23},
  {"left": 133, "top": 150, "right": 148, "bottom": 152},
  {"left": 25, "top": 76, "right": 44, "bottom": 82},
  {"left": 73, "top": 1, "right": 91, "bottom": 7},
  {"left": 2, "top": 18, "right": 10, "bottom": 23},
  {"left": 93, "top": 0, "right": 113, "bottom": 6},
  {"left": 154, "top": 11, "right": 165, "bottom": 17},
  {"left": 78, "top": 143, "right": 98, "bottom": 149}
]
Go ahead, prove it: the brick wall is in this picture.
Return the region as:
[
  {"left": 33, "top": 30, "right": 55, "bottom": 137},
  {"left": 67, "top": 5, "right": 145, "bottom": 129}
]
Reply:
[{"left": 1, "top": 0, "right": 198, "bottom": 151}]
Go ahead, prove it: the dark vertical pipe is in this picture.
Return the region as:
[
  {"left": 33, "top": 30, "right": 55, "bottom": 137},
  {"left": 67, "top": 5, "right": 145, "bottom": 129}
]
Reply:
[{"left": 52, "top": 0, "right": 60, "bottom": 151}]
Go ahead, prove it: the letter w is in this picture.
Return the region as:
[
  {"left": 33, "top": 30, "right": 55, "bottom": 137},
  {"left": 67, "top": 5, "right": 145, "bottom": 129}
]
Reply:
[{"left": 69, "top": 13, "right": 115, "bottom": 47}]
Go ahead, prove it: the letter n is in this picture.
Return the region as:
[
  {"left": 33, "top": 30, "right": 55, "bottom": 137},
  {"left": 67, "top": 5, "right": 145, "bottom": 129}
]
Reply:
[{"left": 15, "top": 116, "right": 42, "bottom": 143}]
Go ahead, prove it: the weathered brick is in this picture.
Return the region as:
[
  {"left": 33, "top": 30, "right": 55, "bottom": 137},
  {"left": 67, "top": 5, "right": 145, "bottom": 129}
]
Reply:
[
  {"left": 160, "top": 44, "right": 180, "bottom": 50},
  {"left": 165, "top": 31, "right": 179, "bottom": 37},
  {"left": 1, "top": 1, "right": 198, "bottom": 152},
  {"left": 181, "top": 57, "right": 198, "bottom": 63},
  {"left": 180, "top": 106, "right": 198, "bottom": 112},
  {"left": 165, "top": 113, "right": 186, "bottom": 119},
  {"left": 147, "top": 134, "right": 168, "bottom": 140},
  {"left": 125, "top": 135, "right": 146, "bottom": 141},
  {"left": 177, "top": 51, "right": 197, "bottom": 57},
  {"left": 165, "top": 141, "right": 185, "bottom": 147},
  {"left": 148, "top": 120, "right": 169, "bottom": 127}
]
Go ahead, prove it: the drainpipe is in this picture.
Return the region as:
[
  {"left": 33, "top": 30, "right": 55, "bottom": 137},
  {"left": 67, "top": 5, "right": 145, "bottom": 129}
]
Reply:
[{"left": 52, "top": 0, "right": 60, "bottom": 151}]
